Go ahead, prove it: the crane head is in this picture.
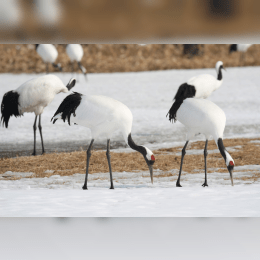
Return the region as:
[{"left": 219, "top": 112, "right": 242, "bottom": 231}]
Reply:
[
  {"left": 227, "top": 161, "right": 234, "bottom": 186},
  {"left": 143, "top": 147, "right": 155, "bottom": 184}
]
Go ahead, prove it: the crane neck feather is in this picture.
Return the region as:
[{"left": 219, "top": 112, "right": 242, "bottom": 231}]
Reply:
[
  {"left": 217, "top": 138, "right": 233, "bottom": 166},
  {"left": 128, "top": 134, "right": 146, "bottom": 155},
  {"left": 217, "top": 66, "right": 223, "bottom": 81}
]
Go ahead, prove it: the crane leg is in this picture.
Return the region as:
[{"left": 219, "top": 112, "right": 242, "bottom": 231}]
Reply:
[
  {"left": 202, "top": 140, "right": 208, "bottom": 187},
  {"left": 82, "top": 139, "right": 94, "bottom": 190},
  {"left": 106, "top": 139, "right": 114, "bottom": 189},
  {"left": 176, "top": 141, "right": 189, "bottom": 187},
  {"left": 38, "top": 114, "right": 45, "bottom": 155},
  {"left": 46, "top": 63, "right": 49, "bottom": 74},
  {"left": 32, "top": 115, "right": 38, "bottom": 156}
]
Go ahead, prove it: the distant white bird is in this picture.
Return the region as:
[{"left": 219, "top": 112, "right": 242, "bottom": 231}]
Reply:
[
  {"left": 229, "top": 44, "right": 253, "bottom": 61},
  {"left": 229, "top": 44, "right": 252, "bottom": 53},
  {"left": 51, "top": 92, "right": 155, "bottom": 189},
  {"left": 36, "top": 44, "right": 62, "bottom": 73},
  {"left": 167, "top": 61, "right": 225, "bottom": 122},
  {"left": 167, "top": 98, "right": 234, "bottom": 187},
  {"left": 66, "top": 44, "right": 87, "bottom": 79},
  {"left": 1, "top": 75, "right": 76, "bottom": 155}
]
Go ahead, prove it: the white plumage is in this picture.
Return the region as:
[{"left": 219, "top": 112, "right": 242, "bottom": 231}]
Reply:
[
  {"left": 171, "top": 98, "right": 234, "bottom": 187},
  {"left": 66, "top": 44, "right": 84, "bottom": 62},
  {"left": 230, "top": 44, "right": 252, "bottom": 53},
  {"left": 52, "top": 92, "right": 155, "bottom": 189},
  {"left": 1, "top": 75, "right": 76, "bottom": 155},
  {"left": 66, "top": 44, "right": 87, "bottom": 79},
  {"left": 17, "top": 75, "right": 70, "bottom": 115},
  {"left": 36, "top": 44, "right": 58, "bottom": 63},
  {"left": 69, "top": 95, "right": 132, "bottom": 140},
  {"left": 236, "top": 44, "right": 252, "bottom": 52},
  {"left": 177, "top": 98, "right": 226, "bottom": 141},
  {"left": 36, "top": 44, "right": 62, "bottom": 72},
  {"left": 187, "top": 61, "right": 224, "bottom": 99}
]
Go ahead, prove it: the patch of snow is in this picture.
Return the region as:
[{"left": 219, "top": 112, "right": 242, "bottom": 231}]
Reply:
[
  {"left": 250, "top": 140, "right": 260, "bottom": 143},
  {"left": 0, "top": 165, "right": 260, "bottom": 216},
  {"left": 0, "top": 171, "right": 34, "bottom": 179}
]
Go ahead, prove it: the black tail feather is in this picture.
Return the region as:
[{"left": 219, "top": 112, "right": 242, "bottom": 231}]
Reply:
[
  {"left": 167, "top": 83, "right": 196, "bottom": 123},
  {"left": 1, "top": 91, "right": 21, "bottom": 128},
  {"left": 166, "top": 99, "right": 184, "bottom": 123},
  {"left": 174, "top": 83, "right": 196, "bottom": 101},
  {"left": 51, "top": 92, "right": 82, "bottom": 126}
]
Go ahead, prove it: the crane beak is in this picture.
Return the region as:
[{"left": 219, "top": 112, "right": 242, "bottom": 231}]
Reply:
[
  {"left": 229, "top": 168, "right": 234, "bottom": 186},
  {"left": 148, "top": 165, "right": 153, "bottom": 184}
]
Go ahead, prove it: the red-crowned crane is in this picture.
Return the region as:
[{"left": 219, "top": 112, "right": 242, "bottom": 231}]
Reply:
[
  {"left": 1, "top": 75, "right": 76, "bottom": 155},
  {"left": 36, "top": 44, "right": 63, "bottom": 73},
  {"left": 167, "top": 98, "right": 234, "bottom": 187},
  {"left": 66, "top": 44, "right": 87, "bottom": 80},
  {"left": 51, "top": 92, "right": 155, "bottom": 190},
  {"left": 168, "top": 61, "right": 225, "bottom": 122}
]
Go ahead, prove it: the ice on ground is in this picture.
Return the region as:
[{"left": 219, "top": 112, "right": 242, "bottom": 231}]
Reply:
[{"left": 0, "top": 165, "right": 260, "bottom": 217}]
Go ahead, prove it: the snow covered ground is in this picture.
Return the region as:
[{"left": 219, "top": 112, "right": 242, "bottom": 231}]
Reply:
[
  {"left": 0, "top": 67, "right": 260, "bottom": 217},
  {"left": 1, "top": 164, "right": 260, "bottom": 217}
]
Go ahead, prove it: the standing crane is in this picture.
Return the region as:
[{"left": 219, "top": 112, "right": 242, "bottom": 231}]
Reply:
[
  {"left": 167, "top": 98, "right": 234, "bottom": 187},
  {"left": 36, "top": 44, "right": 63, "bottom": 73},
  {"left": 168, "top": 61, "right": 225, "bottom": 122},
  {"left": 51, "top": 92, "right": 155, "bottom": 189},
  {"left": 66, "top": 44, "right": 87, "bottom": 80},
  {"left": 1, "top": 75, "right": 76, "bottom": 155}
]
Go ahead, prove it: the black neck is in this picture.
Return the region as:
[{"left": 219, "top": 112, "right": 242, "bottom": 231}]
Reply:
[
  {"left": 128, "top": 133, "right": 146, "bottom": 156},
  {"left": 217, "top": 66, "right": 223, "bottom": 81},
  {"left": 217, "top": 138, "right": 226, "bottom": 162}
]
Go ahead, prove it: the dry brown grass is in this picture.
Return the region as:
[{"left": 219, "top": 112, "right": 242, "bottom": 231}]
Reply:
[
  {"left": 0, "top": 44, "right": 260, "bottom": 74},
  {"left": 1, "top": 138, "right": 260, "bottom": 181}
]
